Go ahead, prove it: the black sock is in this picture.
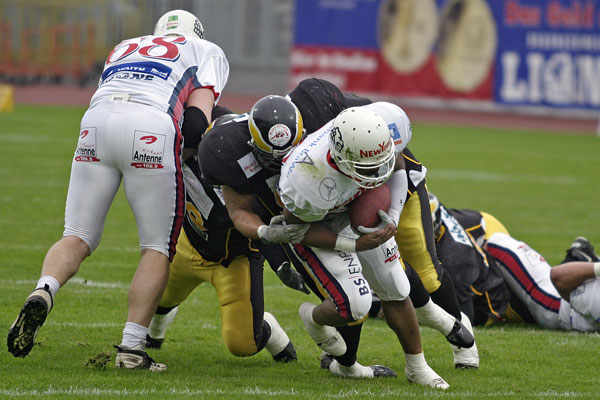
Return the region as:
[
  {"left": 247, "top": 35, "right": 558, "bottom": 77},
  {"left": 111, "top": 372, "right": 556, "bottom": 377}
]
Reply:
[{"left": 430, "top": 271, "right": 462, "bottom": 320}]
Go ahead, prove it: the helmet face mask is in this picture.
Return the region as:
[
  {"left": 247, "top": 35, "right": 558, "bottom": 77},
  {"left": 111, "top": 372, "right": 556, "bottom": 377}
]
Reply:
[
  {"left": 154, "top": 9, "right": 205, "bottom": 40},
  {"left": 329, "top": 107, "right": 395, "bottom": 189},
  {"left": 248, "top": 95, "right": 305, "bottom": 172}
]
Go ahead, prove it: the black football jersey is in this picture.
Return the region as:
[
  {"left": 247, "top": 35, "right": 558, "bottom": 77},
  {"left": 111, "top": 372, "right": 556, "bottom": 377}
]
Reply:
[
  {"left": 289, "top": 78, "right": 371, "bottom": 134},
  {"left": 198, "top": 114, "right": 283, "bottom": 218},
  {"left": 437, "top": 206, "right": 511, "bottom": 325},
  {"left": 181, "top": 156, "right": 262, "bottom": 266}
]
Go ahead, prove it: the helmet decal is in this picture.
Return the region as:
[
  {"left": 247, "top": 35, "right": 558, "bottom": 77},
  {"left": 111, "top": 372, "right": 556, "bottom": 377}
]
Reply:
[{"left": 268, "top": 124, "right": 292, "bottom": 147}]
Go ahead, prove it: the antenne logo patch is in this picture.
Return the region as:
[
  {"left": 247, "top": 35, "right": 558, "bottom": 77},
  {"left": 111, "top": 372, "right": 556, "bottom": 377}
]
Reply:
[
  {"left": 131, "top": 131, "right": 166, "bottom": 169},
  {"left": 75, "top": 127, "right": 100, "bottom": 162}
]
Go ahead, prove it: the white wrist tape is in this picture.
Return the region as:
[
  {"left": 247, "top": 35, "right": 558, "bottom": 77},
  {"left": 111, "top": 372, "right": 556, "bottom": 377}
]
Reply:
[
  {"left": 334, "top": 235, "right": 356, "bottom": 253},
  {"left": 257, "top": 225, "right": 267, "bottom": 239},
  {"left": 594, "top": 262, "right": 600, "bottom": 278}
]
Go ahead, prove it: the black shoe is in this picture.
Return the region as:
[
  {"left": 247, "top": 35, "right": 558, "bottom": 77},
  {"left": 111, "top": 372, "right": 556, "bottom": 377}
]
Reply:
[
  {"left": 446, "top": 319, "right": 474, "bottom": 348},
  {"left": 145, "top": 334, "right": 163, "bottom": 350},
  {"left": 320, "top": 352, "right": 334, "bottom": 369},
  {"left": 565, "top": 237, "right": 600, "bottom": 263},
  {"left": 272, "top": 341, "right": 297, "bottom": 363},
  {"left": 370, "top": 365, "right": 398, "bottom": 378},
  {"left": 7, "top": 285, "right": 53, "bottom": 358},
  {"left": 114, "top": 344, "right": 166, "bottom": 371}
]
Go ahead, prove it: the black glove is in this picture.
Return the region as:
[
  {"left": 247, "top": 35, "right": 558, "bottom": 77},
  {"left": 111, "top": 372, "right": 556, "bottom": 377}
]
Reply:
[{"left": 276, "top": 261, "right": 310, "bottom": 294}]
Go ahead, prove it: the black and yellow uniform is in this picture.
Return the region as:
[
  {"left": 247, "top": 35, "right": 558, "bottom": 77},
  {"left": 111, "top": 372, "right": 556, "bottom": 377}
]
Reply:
[
  {"left": 200, "top": 79, "right": 373, "bottom": 367},
  {"left": 158, "top": 112, "right": 278, "bottom": 357},
  {"left": 434, "top": 204, "right": 532, "bottom": 326},
  {"left": 392, "top": 148, "right": 464, "bottom": 319}
]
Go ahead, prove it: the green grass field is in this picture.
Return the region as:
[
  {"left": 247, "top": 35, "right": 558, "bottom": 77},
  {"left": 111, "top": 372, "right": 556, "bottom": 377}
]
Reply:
[{"left": 0, "top": 105, "right": 599, "bottom": 399}]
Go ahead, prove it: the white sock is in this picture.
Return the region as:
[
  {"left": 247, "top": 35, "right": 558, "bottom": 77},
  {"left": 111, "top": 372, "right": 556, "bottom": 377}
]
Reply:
[
  {"left": 414, "top": 299, "right": 455, "bottom": 336},
  {"left": 147, "top": 307, "right": 179, "bottom": 339},
  {"left": 37, "top": 276, "right": 60, "bottom": 298},
  {"left": 405, "top": 352, "right": 428, "bottom": 372},
  {"left": 121, "top": 322, "right": 148, "bottom": 349}
]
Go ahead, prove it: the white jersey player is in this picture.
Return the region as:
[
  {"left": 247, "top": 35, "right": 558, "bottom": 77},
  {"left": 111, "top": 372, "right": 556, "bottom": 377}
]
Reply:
[
  {"left": 8, "top": 9, "right": 229, "bottom": 372},
  {"left": 486, "top": 232, "right": 600, "bottom": 332},
  {"left": 279, "top": 105, "right": 450, "bottom": 389}
]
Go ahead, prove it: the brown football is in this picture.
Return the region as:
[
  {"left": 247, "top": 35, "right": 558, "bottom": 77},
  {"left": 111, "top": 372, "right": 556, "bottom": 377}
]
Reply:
[{"left": 349, "top": 184, "right": 391, "bottom": 229}]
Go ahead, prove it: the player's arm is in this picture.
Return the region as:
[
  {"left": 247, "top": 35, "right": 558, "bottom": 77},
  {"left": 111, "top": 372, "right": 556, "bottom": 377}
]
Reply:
[
  {"left": 550, "top": 262, "right": 600, "bottom": 300},
  {"left": 386, "top": 153, "right": 408, "bottom": 226},
  {"left": 222, "top": 185, "right": 308, "bottom": 243},
  {"left": 221, "top": 184, "right": 263, "bottom": 240},
  {"left": 283, "top": 208, "right": 395, "bottom": 252},
  {"left": 182, "top": 88, "right": 215, "bottom": 160}
]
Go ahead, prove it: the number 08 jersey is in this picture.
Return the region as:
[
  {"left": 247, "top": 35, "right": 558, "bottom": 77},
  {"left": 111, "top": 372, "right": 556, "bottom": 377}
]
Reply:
[{"left": 90, "top": 35, "right": 229, "bottom": 123}]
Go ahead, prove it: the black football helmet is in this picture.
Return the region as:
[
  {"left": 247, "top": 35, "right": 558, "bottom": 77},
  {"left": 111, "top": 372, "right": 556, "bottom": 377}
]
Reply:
[{"left": 248, "top": 95, "right": 305, "bottom": 172}]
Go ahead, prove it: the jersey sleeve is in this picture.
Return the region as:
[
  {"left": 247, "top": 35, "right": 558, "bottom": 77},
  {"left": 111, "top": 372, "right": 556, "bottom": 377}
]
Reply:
[{"left": 192, "top": 41, "right": 230, "bottom": 102}]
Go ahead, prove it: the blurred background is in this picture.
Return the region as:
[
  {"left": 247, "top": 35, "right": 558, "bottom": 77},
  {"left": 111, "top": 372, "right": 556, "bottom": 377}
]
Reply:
[{"left": 1, "top": 0, "right": 599, "bottom": 133}]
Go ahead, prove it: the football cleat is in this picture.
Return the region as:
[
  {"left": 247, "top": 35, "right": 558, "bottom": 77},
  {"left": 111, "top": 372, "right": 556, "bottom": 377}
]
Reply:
[
  {"left": 451, "top": 313, "right": 479, "bottom": 369},
  {"left": 7, "top": 285, "right": 53, "bottom": 358},
  {"left": 405, "top": 366, "right": 450, "bottom": 389},
  {"left": 565, "top": 237, "right": 600, "bottom": 263},
  {"left": 145, "top": 334, "right": 164, "bottom": 350},
  {"left": 299, "top": 302, "right": 347, "bottom": 356},
  {"left": 320, "top": 351, "right": 334, "bottom": 370},
  {"left": 445, "top": 318, "right": 475, "bottom": 348},
  {"left": 329, "top": 359, "right": 397, "bottom": 378},
  {"left": 263, "top": 312, "right": 297, "bottom": 363},
  {"left": 114, "top": 344, "right": 166, "bottom": 372}
]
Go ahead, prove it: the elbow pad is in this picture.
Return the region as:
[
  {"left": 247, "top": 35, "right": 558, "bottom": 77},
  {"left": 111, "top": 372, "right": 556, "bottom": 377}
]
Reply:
[
  {"left": 182, "top": 106, "right": 209, "bottom": 150},
  {"left": 387, "top": 169, "right": 408, "bottom": 225}
]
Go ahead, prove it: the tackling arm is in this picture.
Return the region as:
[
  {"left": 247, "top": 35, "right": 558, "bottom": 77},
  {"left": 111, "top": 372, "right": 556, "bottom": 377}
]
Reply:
[{"left": 222, "top": 184, "right": 263, "bottom": 240}]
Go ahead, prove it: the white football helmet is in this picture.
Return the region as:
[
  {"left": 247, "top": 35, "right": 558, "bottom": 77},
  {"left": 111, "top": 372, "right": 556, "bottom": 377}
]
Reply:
[
  {"left": 154, "top": 9, "right": 205, "bottom": 39},
  {"left": 329, "top": 107, "right": 395, "bottom": 188}
]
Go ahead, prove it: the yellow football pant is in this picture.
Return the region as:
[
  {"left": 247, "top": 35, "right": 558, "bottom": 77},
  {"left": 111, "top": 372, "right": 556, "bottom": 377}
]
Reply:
[{"left": 159, "top": 229, "right": 262, "bottom": 357}]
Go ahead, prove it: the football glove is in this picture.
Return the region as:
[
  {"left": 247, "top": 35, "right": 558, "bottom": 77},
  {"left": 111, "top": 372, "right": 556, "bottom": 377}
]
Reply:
[
  {"left": 357, "top": 210, "right": 395, "bottom": 234},
  {"left": 276, "top": 261, "right": 310, "bottom": 294},
  {"left": 257, "top": 215, "right": 309, "bottom": 244}
]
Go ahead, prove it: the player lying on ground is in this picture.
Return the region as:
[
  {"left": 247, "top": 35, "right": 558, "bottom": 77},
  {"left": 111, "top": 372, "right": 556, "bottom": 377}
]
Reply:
[{"left": 428, "top": 193, "right": 600, "bottom": 331}]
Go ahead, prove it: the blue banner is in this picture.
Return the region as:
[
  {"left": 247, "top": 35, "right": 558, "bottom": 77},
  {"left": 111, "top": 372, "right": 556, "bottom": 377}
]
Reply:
[{"left": 292, "top": 0, "right": 600, "bottom": 111}]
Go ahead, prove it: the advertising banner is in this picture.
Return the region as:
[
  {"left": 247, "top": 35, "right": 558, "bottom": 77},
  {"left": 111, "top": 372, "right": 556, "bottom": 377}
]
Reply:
[{"left": 291, "top": 0, "right": 600, "bottom": 111}]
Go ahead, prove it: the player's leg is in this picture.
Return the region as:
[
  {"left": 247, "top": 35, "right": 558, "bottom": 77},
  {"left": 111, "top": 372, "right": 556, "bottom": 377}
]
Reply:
[
  {"left": 396, "top": 183, "right": 462, "bottom": 319},
  {"left": 146, "top": 229, "right": 204, "bottom": 348},
  {"left": 284, "top": 244, "right": 377, "bottom": 375},
  {"left": 359, "top": 240, "right": 449, "bottom": 388},
  {"left": 8, "top": 104, "right": 121, "bottom": 358},
  {"left": 115, "top": 103, "right": 184, "bottom": 371},
  {"left": 404, "top": 263, "right": 474, "bottom": 348},
  {"left": 485, "top": 232, "right": 563, "bottom": 329},
  {"left": 215, "top": 253, "right": 296, "bottom": 361},
  {"left": 293, "top": 244, "right": 374, "bottom": 359}
]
